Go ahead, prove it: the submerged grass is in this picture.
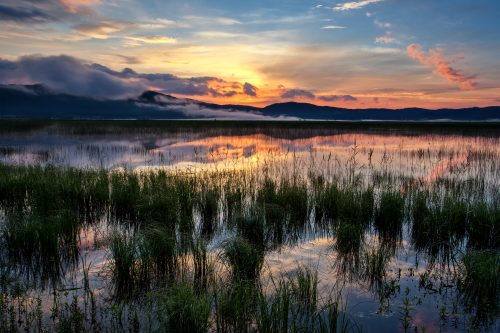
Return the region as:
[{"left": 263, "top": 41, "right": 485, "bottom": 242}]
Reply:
[
  {"left": 3, "top": 210, "right": 79, "bottom": 287},
  {"left": 458, "top": 250, "right": 500, "bottom": 329},
  {"left": 374, "top": 191, "right": 405, "bottom": 249},
  {"left": 157, "top": 281, "right": 211, "bottom": 333},
  {"left": 224, "top": 237, "right": 264, "bottom": 281},
  {"left": 0, "top": 150, "right": 498, "bottom": 332}
]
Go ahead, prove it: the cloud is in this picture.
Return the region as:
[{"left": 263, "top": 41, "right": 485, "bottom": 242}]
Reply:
[
  {"left": 113, "top": 55, "right": 142, "bottom": 65},
  {"left": 375, "top": 36, "right": 398, "bottom": 44},
  {"left": 137, "top": 18, "right": 185, "bottom": 30},
  {"left": 59, "top": 0, "right": 100, "bottom": 13},
  {"left": 183, "top": 15, "right": 241, "bottom": 26},
  {"left": 318, "top": 95, "right": 357, "bottom": 102},
  {"left": 126, "top": 35, "right": 177, "bottom": 44},
  {"left": 195, "top": 31, "right": 241, "bottom": 39},
  {"left": 0, "top": 55, "right": 145, "bottom": 99},
  {"left": 74, "top": 18, "right": 181, "bottom": 41},
  {"left": 160, "top": 104, "right": 273, "bottom": 120},
  {"left": 281, "top": 89, "right": 316, "bottom": 99},
  {"left": 0, "top": 4, "right": 55, "bottom": 23},
  {"left": 407, "top": 44, "right": 477, "bottom": 89},
  {"left": 321, "top": 25, "right": 346, "bottom": 29},
  {"left": 0, "top": 0, "right": 95, "bottom": 23},
  {"left": 0, "top": 55, "right": 260, "bottom": 100},
  {"left": 243, "top": 82, "right": 258, "bottom": 97},
  {"left": 334, "top": 0, "right": 384, "bottom": 11},
  {"left": 74, "top": 21, "right": 129, "bottom": 39},
  {"left": 374, "top": 18, "right": 391, "bottom": 29}
]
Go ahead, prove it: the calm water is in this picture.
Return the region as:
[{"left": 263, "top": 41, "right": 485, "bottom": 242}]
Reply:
[{"left": 0, "top": 122, "right": 499, "bottom": 332}]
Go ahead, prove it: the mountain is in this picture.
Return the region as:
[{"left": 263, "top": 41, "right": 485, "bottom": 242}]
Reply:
[
  {"left": 1, "top": 84, "right": 499, "bottom": 121},
  {"left": 263, "top": 102, "right": 500, "bottom": 121}
]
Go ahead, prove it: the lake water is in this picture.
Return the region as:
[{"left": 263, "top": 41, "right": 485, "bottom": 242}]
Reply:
[{"left": 0, "top": 122, "right": 498, "bottom": 333}]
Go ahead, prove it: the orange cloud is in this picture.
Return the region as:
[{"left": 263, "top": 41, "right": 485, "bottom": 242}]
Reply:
[
  {"left": 60, "top": 0, "right": 100, "bottom": 12},
  {"left": 407, "top": 44, "right": 477, "bottom": 90}
]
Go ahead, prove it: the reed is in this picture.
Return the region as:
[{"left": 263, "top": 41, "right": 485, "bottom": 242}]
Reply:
[
  {"left": 157, "top": 281, "right": 211, "bottom": 333},
  {"left": 110, "top": 233, "right": 137, "bottom": 295},
  {"left": 223, "top": 237, "right": 264, "bottom": 281},
  {"left": 374, "top": 191, "right": 405, "bottom": 247},
  {"left": 2, "top": 210, "right": 79, "bottom": 287},
  {"left": 467, "top": 202, "right": 499, "bottom": 249},
  {"left": 458, "top": 250, "right": 500, "bottom": 328}
]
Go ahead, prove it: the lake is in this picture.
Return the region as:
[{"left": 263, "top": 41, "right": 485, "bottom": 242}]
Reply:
[{"left": 0, "top": 121, "right": 498, "bottom": 333}]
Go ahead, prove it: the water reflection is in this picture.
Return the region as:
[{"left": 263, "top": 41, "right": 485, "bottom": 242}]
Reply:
[{"left": 0, "top": 124, "right": 498, "bottom": 332}]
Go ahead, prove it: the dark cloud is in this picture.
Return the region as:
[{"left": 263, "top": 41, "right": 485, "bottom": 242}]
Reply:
[
  {"left": 0, "top": 55, "right": 144, "bottom": 99},
  {"left": 318, "top": 95, "right": 357, "bottom": 102},
  {"left": 0, "top": 1, "right": 95, "bottom": 23},
  {"left": 281, "top": 89, "right": 315, "bottom": 99},
  {"left": 0, "top": 55, "right": 259, "bottom": 100},
  {"left": 0, "top": 4, "right": 55, "bottom": 23},
  {"left": 243, "top": 82, "right": 258, "bottom": 97},
  {"left": 90, "top": 64, "right": 250, "bottom": 97}
]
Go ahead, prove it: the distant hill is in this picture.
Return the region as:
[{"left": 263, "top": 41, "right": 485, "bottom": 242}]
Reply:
[{"left": 1, "top": 84, "right": 499, "bottom": 121}]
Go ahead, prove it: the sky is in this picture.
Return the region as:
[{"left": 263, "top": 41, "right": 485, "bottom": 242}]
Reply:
[{"left": 1, "top": 0, "right": 500, "bottom": 109}]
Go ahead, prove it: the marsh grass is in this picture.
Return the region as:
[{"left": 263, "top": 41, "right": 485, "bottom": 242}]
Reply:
[
  {"left": 110, "top": 172, "right": 141, "bottom": 222},
  {"left": 110, "top": 233, "right": 137, "bottom": 295},
  {"left": 374, "top": 191, "right": 405, "bottom": 250},
  {"left": 199, "top": 189, "right": 220, "bottom": 238},
  {"left": 257, "top": 267, "right": 360, "bottom": 333},
  {"left": 467, "top": 202, "right": 499, "bottom": 249},
  {"left": 411, "top": 194, "right": 468, "bottom": 263},
  {"left": 458, "top": 250, "right": 500, "bottom": 328},
  {"left": 224, "top": 237, "right": 264, "bottom": 281},
  {"left": 0, "top": 134, "right": 498, "bottom": 333},
  {"left": 334, "top": 221, "right": 366, "bottom": 279},
  {"left": 3, "top": 210, "right": 79, "bottom": 287},
  {"left": 316, "top": 185, "right": 374, "bottom": 226},
  {"left": 362, "top": 246, "right": 392, "bottom": 290},
  {"left": 140, "top": 225, "right": 177, "bottom": 281},
  {"left": 215, "top": 278, "right": 257, "bottom": 333},
  {"left": 157, "top": 281, "right": 211, "bottom": 333}
]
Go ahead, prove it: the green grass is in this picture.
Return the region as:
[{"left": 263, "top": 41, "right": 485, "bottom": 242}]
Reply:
[
  {"left": 110, "top": 233, "right": 137, "bottom": 295},
  {"left": 411, "top": 195, "right": 468, "bottom": 263},
  {"left": 214, "top": 279, "right": 257, "bottom": 333},
  {"left": 362, "top": 246, "right": 392, "bottom": 290},
  {"left": 139, "top": 225, "right": 178, "bottom": 280},
  {"left": 199, "top": 189, "right": 219, "bottom": 238},
  {"left": 459, "top": 250, "right": 500, "bottom": 328},
  {"left": 374, "top": 191, "right": 405, "bottom": 247},
  {"left": 157, "top": 281, "right": 211, "bottom": 333},
  {"left": 467, "top": 202, "right": 499, "bottom": 249},
  {"left": 0, "top": 158, "right": 498, "bottom": 332},
  {"left": 2, "top": 210, "right": 79, "bottom": 287},
  {"left": 224, "top": 237, "right": 264, "bottom": 281},
  {"left": 316, "top": 185, "right": 374, "bottom": 226}
]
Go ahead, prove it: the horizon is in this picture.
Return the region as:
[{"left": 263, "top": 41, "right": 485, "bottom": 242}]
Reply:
[
  {"left": 3, "top": 83, "right": 500, "bottom": 112},
  {"left": 1, "top": 1, "right": 500, "bottom": 110}
]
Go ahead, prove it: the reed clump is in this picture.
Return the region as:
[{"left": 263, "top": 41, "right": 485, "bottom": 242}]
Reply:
[
  {"left": 224, "top": 237, "right": 264, "bottom": 281},
  {"left": 458, "top": 250, "right": 500, "bottom": 328},
  {"left": 374, "top": 191, "right": 405, "bottom": 247},
  {"left": 157, "top": 281, "right": 211, "bottom": 333}
]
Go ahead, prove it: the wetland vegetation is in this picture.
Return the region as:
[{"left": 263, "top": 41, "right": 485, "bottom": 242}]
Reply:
[{"left": 0, "top": 121, "right": 498, "bottom": 332}]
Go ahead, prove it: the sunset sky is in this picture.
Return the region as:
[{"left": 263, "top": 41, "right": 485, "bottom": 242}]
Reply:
[{"left": 1, "top": 0, "right": 499, "bottom": 108}]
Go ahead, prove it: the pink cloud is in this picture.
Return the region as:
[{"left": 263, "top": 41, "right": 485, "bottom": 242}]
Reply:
[
  {"left": 407, "top": 44, "right": 477, "bottom": 90},
  {"left": 59, "top": 0, "right": 100, "bottom": 12}
]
